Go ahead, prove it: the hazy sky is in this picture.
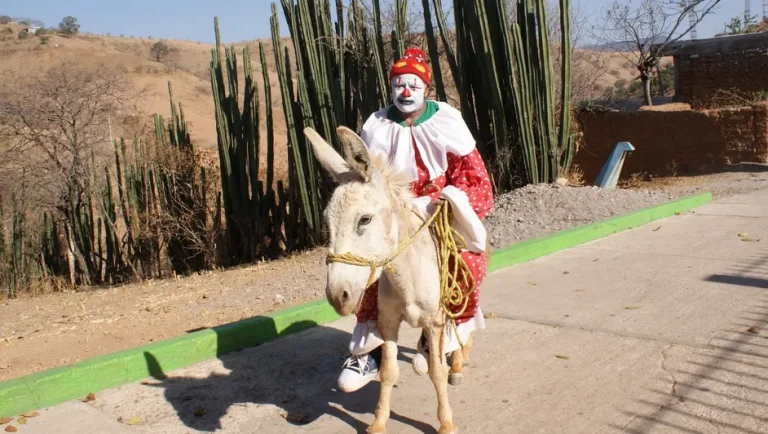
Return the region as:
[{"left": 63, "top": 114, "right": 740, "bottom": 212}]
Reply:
[{"left": 1, "top": 0, "right": 750, "bottom": 44}]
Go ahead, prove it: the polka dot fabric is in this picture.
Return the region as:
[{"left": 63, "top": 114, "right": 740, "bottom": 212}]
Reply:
[{"left": 355, "top": 135, "right": 494, "bottom": 325}]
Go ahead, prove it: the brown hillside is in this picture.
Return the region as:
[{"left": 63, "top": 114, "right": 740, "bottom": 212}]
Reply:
[
  {"left": 1, "top": 28, "right": 292, "bottom": 147},
  {"left": 0, "top": 24, "right": 641, "bottom": 170}
]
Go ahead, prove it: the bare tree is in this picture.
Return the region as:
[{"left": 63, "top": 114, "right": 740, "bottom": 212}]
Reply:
[
  {"left": 0, "top": 60, "right": 142, "bottom": 285},
  {"left": 0, "top": 61, "right": 139, "bottom": 206},
  {"left": 592, "top": 0, "right": 723, "bottom": 106}
]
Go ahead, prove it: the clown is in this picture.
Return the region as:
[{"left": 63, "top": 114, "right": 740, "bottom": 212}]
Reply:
[{"left": 337, "top": 47, "right": 494, "bottom": 393}]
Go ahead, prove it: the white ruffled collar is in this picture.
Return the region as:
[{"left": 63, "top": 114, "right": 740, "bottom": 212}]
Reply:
[{"left": 360, "top": 100, "right": 476, "bottom": 181}]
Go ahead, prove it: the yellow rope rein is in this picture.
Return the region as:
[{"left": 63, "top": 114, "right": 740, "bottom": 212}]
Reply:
[{"left": 326, "top": 200, "right": 477, "bottom": 348}]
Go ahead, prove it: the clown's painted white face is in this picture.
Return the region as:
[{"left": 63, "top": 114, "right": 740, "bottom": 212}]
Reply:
[{"left": 391, "top": 74, "right": 426, "bottom": 114}]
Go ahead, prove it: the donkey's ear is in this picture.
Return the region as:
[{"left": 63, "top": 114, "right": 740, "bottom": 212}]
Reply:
[
  {"left": 303, "top": 127, "right": 362, "bottom": 184},
  {"left": 336, "top": 126, "right": 372, "bottom": 183}
]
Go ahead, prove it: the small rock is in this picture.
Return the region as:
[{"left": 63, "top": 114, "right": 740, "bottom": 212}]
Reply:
[{"left": 275, "top": 294, "right": 286, "bottom": 303}]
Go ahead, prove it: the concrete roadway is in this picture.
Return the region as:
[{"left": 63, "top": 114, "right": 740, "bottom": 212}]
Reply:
[{"left": 15, "top": 188, "right": 768, "bottom": 434}]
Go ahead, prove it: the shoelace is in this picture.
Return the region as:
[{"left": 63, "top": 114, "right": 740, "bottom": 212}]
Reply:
[{"left": 343, "top": 354, "right": 374, "bottom": 374}]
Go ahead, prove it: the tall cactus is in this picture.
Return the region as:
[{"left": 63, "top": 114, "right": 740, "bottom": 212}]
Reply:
[
  {"left": 0, "top": 198, "right": 5, "bottom": 259},
  {"left": 270, "top": 5, "right": 316, "bottom": 237},
  {"left": 421, "top": 0, "right": 445, "bottom": 102},
  {"left": 425, "top": 0, "right": 575, "bottom": 188},
  {"left": 510, "top": 0, "right": 574, "bottom": 182},
  {"left": 0, "top": 197, "right": 6, "bottom": 291},
  {"left": 10, "top": 195, "right": 24, "bottom": 296},
  {"left": 557, "top": 0, "right": 574, "bottom": 172},
  {"left": 209, "top": 14, "right": 324, "bottom": 264},
  {"left": 394, "top": 0, "right": 408, "bottom": 59}
]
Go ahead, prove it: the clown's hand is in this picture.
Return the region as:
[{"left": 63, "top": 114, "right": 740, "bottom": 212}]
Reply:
[{"left": 411, "top": 196, "right": 445, "bottom": 220}]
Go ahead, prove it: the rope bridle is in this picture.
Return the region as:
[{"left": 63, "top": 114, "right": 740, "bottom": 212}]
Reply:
[{"left": 325, "top": 199, "right": 477, "bottom": 347}]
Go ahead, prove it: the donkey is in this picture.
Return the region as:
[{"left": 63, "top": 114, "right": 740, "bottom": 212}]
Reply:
[{"left": 304, "top": 125, "right": 474, "bottom": 434}]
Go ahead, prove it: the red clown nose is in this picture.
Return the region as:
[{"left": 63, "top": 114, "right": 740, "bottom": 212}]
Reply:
[{"left": 401, "top": 87, "right": 412, "bottom": 97}]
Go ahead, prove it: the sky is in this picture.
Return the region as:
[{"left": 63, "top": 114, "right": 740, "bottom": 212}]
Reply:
[{"left": 1, "top": 0, "right": 752, "bottom": 44}]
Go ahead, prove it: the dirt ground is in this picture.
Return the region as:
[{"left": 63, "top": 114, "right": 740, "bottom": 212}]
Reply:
[{"left": 2, "top": 166, "right": 767, "bottom": 382}]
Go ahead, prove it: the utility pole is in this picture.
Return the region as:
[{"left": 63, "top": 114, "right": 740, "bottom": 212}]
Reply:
[
  {"left": 681, "top": 0, "right": 698, "bottom": 40},
  {"left": 689, "top": 0, "right": 698, "bottom": 40}
]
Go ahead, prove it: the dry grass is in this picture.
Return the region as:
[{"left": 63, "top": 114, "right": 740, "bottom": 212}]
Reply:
[{"left": 565, "top": 165, "right": 586, "bottom": 186}]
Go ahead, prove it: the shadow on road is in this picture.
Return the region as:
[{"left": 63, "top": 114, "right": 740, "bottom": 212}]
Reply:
[
  {"left": 610, "top": 247, "right": 768, "bottom": 433},
  {"left": 141, "top": 317, "right": 434, "bottom": 433}
]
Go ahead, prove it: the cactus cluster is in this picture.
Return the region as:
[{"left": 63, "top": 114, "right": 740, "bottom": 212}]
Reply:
[
  {"left": 273, "top": 0, "right": 574, "bottom": 193},
  {"left": 209, "top": 17, "right": 289, "bottom": 265},
  {"left": 420, "top": 0, "right": 576, "bottom": 188},
  {"left": 2, "top": 0, "right": 577, "bottom": 296},
  {"left": 1, "top": 83, "right": 215, "bottom": 295}
]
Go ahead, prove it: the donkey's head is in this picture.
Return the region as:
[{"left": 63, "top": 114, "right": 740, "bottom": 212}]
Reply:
[{"left": 304, "top": 126, "right": 413, "bottom": 316}]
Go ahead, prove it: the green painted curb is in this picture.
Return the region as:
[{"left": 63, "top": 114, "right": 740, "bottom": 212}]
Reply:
[
  {"left": 0, "top": 299, "right": 339, "bottom": 417},
  {"left": 489, "top": 191, "right": 713, "bottom": 272},
  {"left": 0, "top": 191, "right": 712, "bottom": 417}
]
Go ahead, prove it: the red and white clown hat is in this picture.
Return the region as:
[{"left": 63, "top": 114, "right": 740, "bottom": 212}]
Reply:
[{"left": 389, "top": 47, "right": 431, "bottom": 86}]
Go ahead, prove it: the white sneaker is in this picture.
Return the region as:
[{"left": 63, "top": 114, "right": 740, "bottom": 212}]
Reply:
[{"left": 337, "top": 352, "right": 379, "bottom": 393}]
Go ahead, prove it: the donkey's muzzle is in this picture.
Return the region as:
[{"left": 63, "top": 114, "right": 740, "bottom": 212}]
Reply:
[{"left": 326, "top": 279, "right": 359, "bottom": 317}]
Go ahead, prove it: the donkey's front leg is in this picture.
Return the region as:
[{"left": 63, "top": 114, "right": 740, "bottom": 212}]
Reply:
[
  {"left": 426, "top": 326, "right": 457, "bottom": 434},
  {"left": 367, "top": 316, "right": 400, "bottom": 434}
]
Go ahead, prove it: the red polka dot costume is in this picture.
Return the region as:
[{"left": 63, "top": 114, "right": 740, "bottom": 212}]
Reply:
[
  {"left": 353, "top": 144, "right": 492, "bottom": 325},
  {"left": 347, "top": 48, "right": 494, "bottom": 357}
]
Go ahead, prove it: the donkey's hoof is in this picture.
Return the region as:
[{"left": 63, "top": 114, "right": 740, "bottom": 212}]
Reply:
[
  {"left": 448, "top": 372, "right": 463, "bottom": 386},
  {"left": 366, "top": 423, "right": 387, "bottom": 434},
  {"left": 438, "top": 422, "right": 458, "bottom": 434}
]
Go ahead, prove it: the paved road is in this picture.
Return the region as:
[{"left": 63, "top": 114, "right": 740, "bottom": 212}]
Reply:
[{"left": 15, "top": 188, "right": 768, "bottom": 434}]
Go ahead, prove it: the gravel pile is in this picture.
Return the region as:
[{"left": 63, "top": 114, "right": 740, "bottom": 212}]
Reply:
[{"left": 484, "top": 183, "right": 679, "bottom": 248}]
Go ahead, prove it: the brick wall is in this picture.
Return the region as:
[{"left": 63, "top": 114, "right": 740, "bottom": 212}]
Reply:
[
  {"left": 573, "top": 103, "right": 768, "bottom": 183},
  {"left": 675, "top": 48, "right": 768, "bottom": 108}
]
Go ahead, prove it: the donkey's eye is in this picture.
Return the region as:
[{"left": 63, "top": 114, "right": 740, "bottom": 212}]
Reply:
[{"left": 358, "top": 215, "right": 372, "bottom": 226}]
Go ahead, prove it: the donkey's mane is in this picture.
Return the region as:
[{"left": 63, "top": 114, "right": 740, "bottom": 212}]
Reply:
[{"left": 370, "top": 152, "right": 414, "bottom": 207}]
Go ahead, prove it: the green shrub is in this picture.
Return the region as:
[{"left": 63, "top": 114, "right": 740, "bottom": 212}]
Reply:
[
  {"left": 35, "top": 27, "right": 49, "bottom": 36},
  {"left": 58, "top": 16, "right": 79, "bottom": 36},
  {"left": 150, "top": 40, "right": 170, "bottom": 62}
]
